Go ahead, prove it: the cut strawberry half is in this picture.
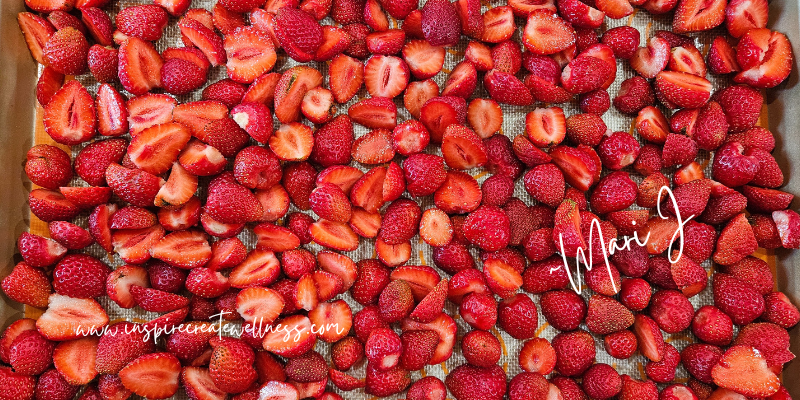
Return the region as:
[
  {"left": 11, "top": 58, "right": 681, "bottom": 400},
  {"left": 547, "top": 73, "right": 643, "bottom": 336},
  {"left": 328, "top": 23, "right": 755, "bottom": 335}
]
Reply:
[
  {"left": 106, "top": 264, "right": 148, "bottom": 309},
  {"left": 312, "top": 271, "right": 345, "bottom": 302},
  {"left": 636, "top": 106, "right": 670, "bottom": 144},
  {"left": 434, "top": 171, "right": 482, "bottom": 214},
  {"left": 508, "top": 0, "right": 557, "bottom": 15},
  {"left": 53, "top": 337, "right": 99, "bottom": 385},
  {"left": 301, "top": 87, "right": 336, "bottom": 124},
  {"left": 118, "top": 37, "right": 163, "bottom": 95},
  {"left": 256, "top": 185, "right": 291, "bottom": 222},
  {"left": 633, "top": 314, "right": 666, "bottom": 362},
  {"left": 711, "top": 346, "right": 780, "bottom": 398},
  {"left": 596, "top": 0, "right": 633, "bottom": 19},
  {"left": 352, "top": 129, "right": 395, "bottom": 165},
  {"left": 28, "top": 188, "right": 79, "bottom": 222},
  {"left": 225, "top": 27, "right": 277, "bottom": 84},
  {"left": 261, "top": 380, "right": 302, "bottom": 400},
  {"left": 630, "top": 37, "right": 670, "bottom": 79},
  {"left": 128, "top": 123, "right": 191, "bottom": 176},
  {"left": 401, "top": 313, "right": 457, "bottom": 364},
  {"left": 112, "top": 225, "right": 166, "bottom": 264},
  {"left": 350, "top": 207, "right": 381, "bottom": 238},
  {"left": 131, "top": 285, "right": 189, "bottom": 313},
  {"left": 294, "top": 273, "right": 319, "bottom": 311},
  {"left": 181, "top": 366, "right": 228, "bottom": 400},
  {"left": 375, "top": 238, "right": 412, "bottom": 267},
  {"left": 155, "top": 163, "right": 197, "bottom": 209},
  {"left": 96, "top": 84, "right": 128, "bottom": 137},
  {"left": 708, "top": 36, "right": 740, "bottom": 75},
  {"left": 126, "top": 93, "right": 177, "bottom": 137},
  {"left": 523, "top": 10, "right": 575, "bottom": 55},
  {"left": 725, "top": 0, "right": 768, "bottom": 38},
  {"left": 150, "top": 230, "right": 212, "bottom": 269},
  {"left": 772, "top": 209, "right": 800, "bottom": 249},
  {"left": 420, "top": 96, "right": 467, "bottom": 142},
  {"left": 525, "top": 107, "right": 566, "bottom": 147},
  {"left": 348, "top": 97, "right": 398, "bottom": 129},
  {"left": 484, "top": 70, "right": 534, "bottom": 106},
  {"left": 308, "top": 299, "right": 351, "bottom": 342},
  {"left": 179, "top": 17, "right": 226, "bottom": 66},
  {"left": 351, "top": 166, "right": 387, "bottom": 213},
  {"left": 318, "top": 252, "right": 358, "bottom": 292},
  {"left": 482, "top": 6, "right": 515, "bottom": 43},
  {"left": 655, "top": 70, "right": 712, "bottom": 109},
  {"left": 310, "top": 219, "right": 360, "bottom": 251},
  {"left": 36, "top": 294, "right": 109, "bottom": 341},
  {"left": 441, "top": 124, "right": 488, "bottom": 170},
  {"left": 669, "top": 44, "right": 707, "bottom": 77},
  {"left": 549, "top": 145, "right": 599, "bottom": 191},
  {"left": 254, "top": 223, "right": 301, "bottom": 252},
  {"left": 673, "top": 0, "right": 726, "bottom": 33},
  {"left": 36, "top": 67, "right": 64, "bottom": 107},
  {"left": 119, "top": 353, "right": 181, "bottom": 400},
  {"left": 329, "top": 54, "right": 364, "bottom": 104},
  {"left": 364, "top": 55, "right": 410, "bottom": 99},
  {"left": 179, "top": 139, "right": 227, "bottom": 177},
  {"left": 314, "top": 26, "right": 351, "bottom": 61},
  {"left": 262, "top": 315, "right": 317, "bottom": 358},
  {"left": 236, "top": 286, "right": 285, "bottom": 325},
  {"left": 317, "top": 165, "right": 364, "bottom": 195},
  {"left": 267, "top": 123, "right": 313, "bottom": 161},
  {"left": 402, "top": 40, "right": 445, "bottom": 80},
  {"left": 43, "top": 80, "right": 96, "bottom": 146},
  {"left": 442, "top": 61, "right": 478, "bottom": 98},
  {"left": 734, "top": 29, "right": 793, "bottom": 89},
  {"left": 274, "top": 66, "right": 323, "bottom": 123},
  {"left": 173, "top": 101, "right": 228, "bottom": 136},
  {"left": 17, "top": 12, "right": 55, "bottom": 64},
  {"left": 228, "top": 249, "right": 280, "bottom": 288},
  {"left": 559, "top": 0, "right": 606, "bottom": 28}
]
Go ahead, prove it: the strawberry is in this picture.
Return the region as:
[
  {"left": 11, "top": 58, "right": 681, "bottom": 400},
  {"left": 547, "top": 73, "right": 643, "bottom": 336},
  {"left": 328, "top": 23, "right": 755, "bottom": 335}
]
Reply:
[
  {"left": 772, "top": 209, "right": 800, "bottom": 249},
  {"left": 206, "top": 337, "right": 257, "bottom": 394},
  {"left": 707, "top": 36, "right": 740, "bottom": 75},
  {"left": 52, "top": 337, "right": 99, "bottom": 385},
  {"left": 561, "top": 55, "right": 612, "bottom": 94},
  {"left": 36, "top": 67, "right": 65, "bottom": 107},
  {"left": 160, "top": 58, "right": 206, "bottom": 95},
  {"left": 95, "top": 323, "right": 157, "bottom": 376},
  {"left": 181, "top": 367, "right": 228, "bottom": 400},
  {"left": 115, "top": 4, "right": 168, "bottom": 42},
  {"left": 712, "top": 272, "right": 766, "bottom": 325},
  {"left": 81, "top": 7, "right": 113, "bottom": 46},
  {"left": 24, "top": 144, "right": 72, "bottom": 190},
  {"left": 713, "top": 86, "right": 761, "bottom": 135},
  {"left": 275, "top": 8, "right": 323, "bottom": 63},
  {"left": 525, "top": 106, "right": 566, "bottom": 147},
  {"left": 734, "top": 322, "right": 795, "bottom": 367},
  {"left": 445, "top": 364, "right": 507, "bottom": 400},
  {"left": 655, "top": 70, "right": 713, "bottom": 109},
  {"left": 584, "top": 294, "right": 634, "bottom": 335},
  {"left": 614, "top": 76, "right": 655, "bottom": 115},
  {"left": 118, "top": 37, "right": 163, "bottom": 95},
  {"left": 95, "top": 84, "right": 128, "bottom": 137},
  {"left": 420, "top": 96, "right": 467, "bottom": 142},
  {"left": 3, "top": 261, "right": 52, "bottom": 308},
  {"left": 462, "top": 205, "right": 511, "bottom": 252},
  {"left": 484, "top": 69, "right": 534, "bottom": 106},
  {"left": 327, "top": 55, "right": 363, "bottom": 104},
  {"left": 34, "top": 368, "right": 80, "bottom": 400},
  {"left": 151, "top": 231, "right": 212, "bottom": 271},
  {"left": 673, "top": 0, "right": 725, "bottom": 33},
  {"left": 459, "top": 330, "right": 501, "bottom": 369},
  {"left": 179, "top": 17, "right": 226, "bottom": 67},
  {"left": 43, "top": 80, "right": 96, "bottom": 146},
  {"left": 126, "top": 93, "right": 176, "bottom": 136},
  {"left": 222, "top": 26, "right": 276, "bottom": 83},
  {"left": 274, "top": 66, "right": 324, "bottom": 123},
  {"left": 118, "top": 353, "right": 181, "bottom": 399},
  {"left": 212, "top": 3, "right": 245, "bottom": 35},
  {"left": 516, "top": 338, "right": 557, "bottom": 377},
  {"left": 36, "top": 294, "right": 108, "bottom": 341},
  {"left": 763, "top": 292, "right": 800, "bottom": 328},
  {"left": 598, "top": 131, "right": 640, "bottom": 170},
  {"left": 711, "top": 345, "right": 780, "bottom": 398},
  {"left": 51, "top": 254, "right": 109, "bottom": 300},
  {"left": 6, "top": 329, "right": 54, "bottom": 377},
  {"left": 17, "top": 12, "right": 55, "bottom": 65},
  {"left": 522, "top": 10, "right": 575, "bottom": 55},
  {"left": 602, "top": 26, "right": 640, "bottom": 59},
  {"left": 43, "top": 27, "right": 89, "bottom": 75}
]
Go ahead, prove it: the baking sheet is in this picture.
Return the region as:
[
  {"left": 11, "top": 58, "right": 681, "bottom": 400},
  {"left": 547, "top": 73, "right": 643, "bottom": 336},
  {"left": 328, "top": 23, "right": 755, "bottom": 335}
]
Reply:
[{"left": 0, "top": 0, "right": 798, "bottom": 398}]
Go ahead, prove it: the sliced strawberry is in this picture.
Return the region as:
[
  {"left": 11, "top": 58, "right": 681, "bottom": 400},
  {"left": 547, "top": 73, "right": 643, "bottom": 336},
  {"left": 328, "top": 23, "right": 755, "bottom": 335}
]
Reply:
[
  {"left": 402, "top": 40, "right": 445, "bottom": 80},
  {"left": 349, "top": 97, "right": 398, "bottom": 129},
  {"left": 734, "top": 29, "right": 793, "bottom": 88},
  {"left": 523, "top": 10, "right": 575, "bottom": 55},
  {"left": 119, "top": 353, "right": 181, "bottom": 399},
  {"left": 442, "top": 61, "right": 478, "bottom": 98},
  {"left": 36, "top": 294, "right": 109, "bottom": 341},
  {"left": 154, "top": 163, "right": 197, "bottom": 209},
  {"left": 275, "top": 7, "right": 323, "bottom": 62},
  {"left": 179, "top": 17, "right": 226, "bottom": 66},
  {"left": 549, "top": 145, "right": 598, "bottom": 191},
  {"left": 482, "top": 6, "right": 515, "bottom": 43},
  {"left": 669, "top": 44, "right": 707, "bottom": 77},
  {"left": 106, "top": 264, "right": 148, "bottom": 309},
  {"left": 17, "top": 12, "right": 55, "bottom": 64},
  {"left": 559, "top": 0, "right": 606, "bottom": 28},
  {"left": 212, "top": 3, "right": 245, "bottom": 34},
  {"left": 308, "top": 299, "right": 351, "bottom": 342},
  {"left": 158, "top": 196, "right": 201, "bottom": 230},
  {"left": 112, "top": 225, "right": 165, "bottom": 264},
  {"left": 53, "top": 337, "right": 99, "bottom": 385},
  {"left": 633, "top": 314, "right": 666, "bottom": 362},
  {"left": 225, "top": 27, "right": 277, "bottom": 84},
  {"left": 126, "top": 94, "right": 176, "bottom": 136},
  {"left": 274, "top": 66, "right": 324, "bottom": 123},
  {"left": 301, "top": 87, "right": 336, "bottom": 124},
  {"left": 636, "top": 106, "right": 670, "bottom": 144},
  {"left": 106, "top": 163, "right": 164, "bottom": 207},
  {"left": 36, "top": 67, "right": 64, "bottom": 107},
  {"left": 28, "top": 188, "right": 79, "bottom": 222},
  {"left": 173, "top": 101, "right": 228, "bottom": 136},
  {"left": 401, "top": 313, "right": 457, "bottom": 364},
  {"left": 43, "top": 80, "right": 96, "bottom": 146},
  {"left": 95, "top": 84, "right": 128, "bottom": 137},
  {"left": 351, "top": 129, "right": 394, "bottom": 165},
  {"left": 673, "top": 0, "right": 726, "bottom": 33},
  {"left": 711, "top": 346, "right": 780, "bottom": 398},
  {"left": 150, "top": 230, "right": 212, "bottom": 269},
  {"left": 403, "top": 80, "right": 439, "bottom": 120},
  {"left": 708, "top": 36, "right": 741, "bottom": 74},
  {"left": 596, "top": 0, "right": 633, "bottom": 19},
  {"left": 375, "top": 238, "right": 412, "bottom": 267},
  {"left": 226, "top": 249, "right": 278, "bottom": 288},
  {"left": 364, "top": 55, "right": 410, "bottom": 98},
  {"left": 434, "top": 170, "right": 482, "bottom": 214},
  {"left": 118, "top": 37, "right": 163, "bottom": 95},
  {"left": 128, "top": 123, "right": 191, "bottom": 176},
  {"left": 110, "top": 206, "right": 157, "bottom": 230},
  {"left": 262, "top": 315, "right": 317, "bottom": 357},
  {"left": 772, "top": 209, "right": 800, "bottom": 249},
  {"left": 327, "top": 54, "right": 363, "bottom": 104},
  {"left": 725, "top": 0, "right": 768, "bottom": 38},
  {"left": 526, "top": 106, "right": 567, "bottom": 147},
  {"left": 179, "top": 139, "right": 227, "bottom": 176},
  {"left": 350, "top": 166, "right": 387, "bottom": 212},
  {"left": 508, "top": 0, "right": 557, "bottom": 15},
  {"left": 254, "top": 223, "right": 301, "bottom": 252},
  {"left": 310, "top": 219, "right": 360, "bottom": 251},
  {"left": 655, "top": 70, "right": 712, "bottom": 109},
  {"left": 630, "top": 37, "right": 670, "bottom": 79},
  {"left": 484, "top": 69, "right": 534, "bottom": 106},
  {"left": 441, "top": 124, "right": 488, "bottom": 169},
  {"left": 456, "top": 0, "right": 483, "bottom": 38},
  {"left": 236, "top": 286, "right": 284, "bottom": 326},
  {"left": 181, "top": 366, "right": 228, "bottom": 400}
]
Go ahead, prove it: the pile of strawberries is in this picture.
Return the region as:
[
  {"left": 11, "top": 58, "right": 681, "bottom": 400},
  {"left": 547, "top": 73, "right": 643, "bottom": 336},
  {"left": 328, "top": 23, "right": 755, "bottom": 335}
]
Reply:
[{"left": 6, "top": 0, "right": 800, "bottom": 397}]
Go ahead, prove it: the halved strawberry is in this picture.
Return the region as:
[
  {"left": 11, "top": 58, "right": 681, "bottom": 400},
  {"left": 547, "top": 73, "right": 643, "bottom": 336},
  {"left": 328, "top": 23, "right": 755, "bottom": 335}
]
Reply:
[
  {"left": 36, "top": 294, "right": 109, "bottom": 341},
  {"left": 596, "top": 0, "right": 633, "bottom": 19},
  {"left": 126, "top": 94, "right": 176, "bottom": 136},
  {"left": 150, "top": 230, "right": 212, "bottom": 269},
  {"left": 158, "top": 196, "right": 201, "bottom": 230},
  {"left": 434, "top": 171, "right": 482, "bottom": 214},
  {"left": 467, "top": 98, "right": 502, "bottom": 139},
  {"left": 128, "top": 123, "right": 191, "bottom": 176},
  {"left": 402, "top": 40, "right": 445, "bottom": 80},
  {"left": 673, "top": 0, "right": 726, "bottom": 33},
  {"left": 96, "top": 84, "right": 128, "bottom": 137},
  {"left": 403, "top": 80, "right": 439, "bottom": 121},
  {"left": 236, "top": 286, "right": 284, "bottom": 325},
  {"left": 708, "top": 36, "right": 740, "bottom": 75},
  {"left": 350, "top": 166, "right": 387, "bottom": 212},
  {"left": 256, "top": 185, "right": 291, "bottom": 222},
  {"left": 456, "top": 0, "right": 483, "bottom": 38},
  {"left": 734, "top": 29, "right": 793, "bottom": 88},
  {"left": 375, "top": 238, "right": 412, "bottom": 266},
  {"left": 317, "top": 165, "right": 364, "bottom": 195},
  {"left": 262, "top": 315, "right": 317, "bottom": 358},
  {"left": 310, "top": 219, "right": 360, "bottom": 251},
  {"left": 200, "top": 209, "right": 242, "bottom": 237},
  {"left": 181, "top": 366, "right": 228, "bottom": 400},
  {"left": 118, "top": 37, "right": 163, "bottom": 95},
  {"left": 401, "top": 313, "right": 457, "bottom": 364},
  {"left": 526, "top": 107, "right": 566, "bottom": 147},
  {"left": 482, "top": 6, "right": 515, "bottom": 43},
  {"left": 636, "top": 106, "right": 670, "bottom": 144},
  {"left": 225, "top": 27, "right": 277, "bottom": 84},
  {"left": 711, "top": 346, "right": 780, "bottom": 398},
  {"left": 227, "top": 249, "right": 279, "bottom": 288},
  {"left": 364, "top": 55, "right": 410, "bottom": 98},
  {"left": 17, "top": 12, "right": 55, "bottom": 64},
  {"left": 441, "top": 124, "right": 488, "bottom": 169},
  {"left": 179, "top": 139, "right": 227, "bottom": 176},
  {"left": 549, "top": 145, "right": 599, "bottom": 191},
  {"left": 465, "top": 41, "right": 493, "bottom": 71},
  {"left": 349, "top": 97, "right": 398, "bottom": 129},
  {"left": 308, "top": 299, "right": 351, "bottom": 342},
  {"left": 523, "top": 10, "right": 575, "bottom": 55},
  {"left": 106, "top": 163, "right": 164, "bottom": 207},
  {"left": 173, "top": 101, "right": 228, "bottom": 136},
  {"left": 119, "top": 353, "right": 182, "bottom": 399},
  {"left": 179, "top": 17, "right": 226, "bottom": 66},
  {"left": 630, "top": 37, "right": 670, "bottom": 79},
  {"left": 772, "top": 209, "right": 800, "bottom": 249},
  {"left": 254, "top": 223, "right": 301, "bottom": 252},
  {"left": 28, "top": 188, "right": 79, "bottom": 222},
  {"left": 265, "top": 123, "right": 311, "bottom": 162},
  {"left": 106, "top": 264, "right": 148, "bottom": 309},
  {"left": 725, "top": 0, "right": 768, "bottom": 38},
  {"left": 274, "top": 66, "right": 324, "bottom": 123},
  {"left": 301, "top": 87, "right": 336, "bottom": 124},
  {"left": 352, "top": 129, "right": 395, "bottom": 165},
  {"left": 484, "top": 69, "right": 534, "bottom": 106},
  {"left": 131, "top": 285, "right": 189, "bottom": 312},
  {"left": 113, "top": 225, "right": 165, "bottom": 264},
  {"left": 275, "top": 7, "right": 324, "bottom": 62},
  {"left": 36, "top": 67, "right": 64, "bottom": 107},
  {"left": 53, "top": 337, "right": 99, "bottom": 385},
  {"left": 155, "top": 163, "right": 197, "bottom": 209},
  {"left": 559, "top": 0, "right": 605, "bottom": 28},
  {"left": 655, "top": 71, "right": 712, "bottom": 109},
  {"left": 43, "top": 80, "right": 96, "bottom": 146},
  {"left": 442, "top": 61, "right": 477, "bottom": 98},
  {"left": 669, "top": 44, "right": 707, "bottom": 77},
  {"left": 328, "top": 54, "right": 363, "bottom": 104},
  {"left": 350, "top": 207, "right": 382, "bottom": 238},
  {"left": 212, "top": 3, "right": 245, "bottom": 35},
  {"left": 633, "top": 314, "right": 665, "bottom": 362}
]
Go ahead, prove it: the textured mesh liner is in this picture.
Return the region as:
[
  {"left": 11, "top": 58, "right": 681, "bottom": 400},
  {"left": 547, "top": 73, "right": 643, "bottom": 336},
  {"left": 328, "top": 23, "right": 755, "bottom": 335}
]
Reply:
[{"left": 55, "top": 1, "right": 743, "bottom": 398}]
